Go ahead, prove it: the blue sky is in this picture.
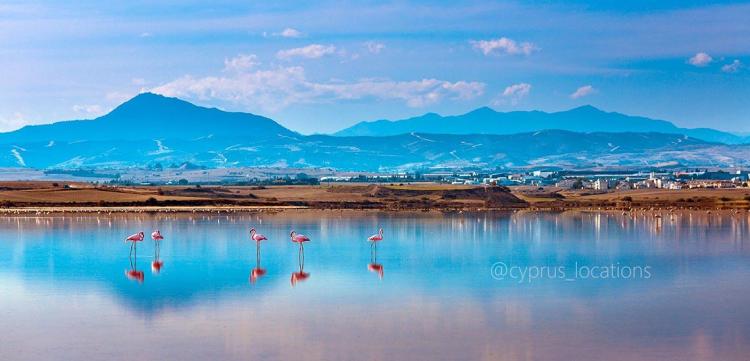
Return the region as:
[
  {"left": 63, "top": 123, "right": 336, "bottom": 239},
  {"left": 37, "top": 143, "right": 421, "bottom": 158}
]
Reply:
[{"left": 0, "top": 0, "right": 748, "bottom": 134}]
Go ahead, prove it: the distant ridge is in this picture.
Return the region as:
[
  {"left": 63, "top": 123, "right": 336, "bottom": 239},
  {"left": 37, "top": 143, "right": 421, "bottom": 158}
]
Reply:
[
  {"left": 0, "top": 94, "right": 748, "bottom": 170},
  {"left": 334, "top": 105, "right": 748, "bottom": 144},
  {"left": 0, "top": 93, "right": 296, "bottom": 143}
]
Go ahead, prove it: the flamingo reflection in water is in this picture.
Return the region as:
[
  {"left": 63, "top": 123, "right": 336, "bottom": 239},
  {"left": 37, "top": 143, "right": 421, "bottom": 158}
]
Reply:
[
  {"left": 249, "top": 228, "right": 267, "bottom": 284},
  {"left": 290, "top": 230, "right": 310, "bottom": 286},
  {"left": 368, "top": 228, "right": 384, "bottom": 279},
  {"left": 125, "top": 231, "right": 145, "bottom": 283},
  {"left": 151, "top": 230, "right": 164, "bottom": 274}
]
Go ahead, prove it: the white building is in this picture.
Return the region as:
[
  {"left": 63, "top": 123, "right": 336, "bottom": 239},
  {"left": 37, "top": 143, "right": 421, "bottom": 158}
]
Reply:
[{"left": 593, "top": 179, "right": 609, "bottom": 190}]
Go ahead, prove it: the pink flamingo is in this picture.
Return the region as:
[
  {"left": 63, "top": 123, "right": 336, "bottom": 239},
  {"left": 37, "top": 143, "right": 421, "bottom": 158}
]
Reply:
[
  {"left": 368, "top": 228, "right": 384, "bottom": 243},
  {"left": 290, "top": 230, "right": 311, "bottom": 287},
  {"left": 151, "top": 230, "right": 164, "bottom": 273},
  {"left": 125, "top": 231, "right": 145, "bottom": 283},
  {"left": 290, "top": 230, "right": 310, "bottom": 248},
  {"left": 249, "top": 228, "right": 267, "bottom": 284},
  {"left": 368, "top": 229, "right": 384, "bottom": 279},
  {"left": 125, "top": 231, "right": 144, "bottom": 256},
  {"left": 250, "top": 228, "right": 267, "bottom": 242}
]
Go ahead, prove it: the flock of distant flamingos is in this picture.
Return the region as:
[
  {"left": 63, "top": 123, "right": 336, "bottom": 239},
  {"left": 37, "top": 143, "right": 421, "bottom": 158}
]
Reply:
[{"left": 123, "top": 227, "right": 385, "bottom": 285}]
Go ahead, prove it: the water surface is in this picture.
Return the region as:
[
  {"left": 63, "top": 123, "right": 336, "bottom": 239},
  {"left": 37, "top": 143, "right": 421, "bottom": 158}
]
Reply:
[{"left": 1, "top": 210, "right": 749, "bottom": 360}]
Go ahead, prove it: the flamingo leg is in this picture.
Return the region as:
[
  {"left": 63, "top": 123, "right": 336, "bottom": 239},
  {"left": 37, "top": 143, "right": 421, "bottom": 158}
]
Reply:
[
  {"left": 129, "top": 244, "right": 135, "bottom": 270},
  {"left": 298, "top": 244, "right": 305, "bottom": 271}
]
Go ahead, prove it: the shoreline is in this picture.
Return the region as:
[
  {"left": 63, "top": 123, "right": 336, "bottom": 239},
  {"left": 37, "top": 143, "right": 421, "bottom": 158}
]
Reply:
[
  {"left": 0, "top": 203, "right": 748, "bottom": 214},
  {"left": 0, "top": 182, "right": 748, "bottom": 213}
]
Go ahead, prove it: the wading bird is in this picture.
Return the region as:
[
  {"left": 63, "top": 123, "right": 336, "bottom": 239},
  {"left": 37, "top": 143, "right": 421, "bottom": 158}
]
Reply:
[
  {"left": 125, "top": 231, "right": 144, "bottom": 256},
  {"left": 250, "top": 228, "right": 267, "bottom": 242},
  {"left": 250, "top": 228, "right": 267, "bottom": 284},
  {"left": 290, "top": 230, "right": 311, "bottom": 286},
  {"left": 367, "top": 228, "right": 384, "bottom": 279},
  {"left": 368, "top": 228, "right": 384, "bottom": 244},
  {"left": 125, "top": 231, "right": 145, "bottom": 283},
  {"left": 290, "top": 230, "right": 310, "bottom": 248},
  {"left": 151, "top": 230, "right": 164, "bottom": 273}
]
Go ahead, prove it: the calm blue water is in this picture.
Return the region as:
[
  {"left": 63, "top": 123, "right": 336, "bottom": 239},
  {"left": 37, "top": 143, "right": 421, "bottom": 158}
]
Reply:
[{"left": 1, "top": 210, "right": 749, "bottom": 360}]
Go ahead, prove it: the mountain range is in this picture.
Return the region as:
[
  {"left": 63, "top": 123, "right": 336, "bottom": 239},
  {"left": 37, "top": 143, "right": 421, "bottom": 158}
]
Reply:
[
  {"left": 0, "top": 93, "right": 748, "bottom": 171},
  {"left": 336, "top": 106, "right": 749, "bottom": 144}
]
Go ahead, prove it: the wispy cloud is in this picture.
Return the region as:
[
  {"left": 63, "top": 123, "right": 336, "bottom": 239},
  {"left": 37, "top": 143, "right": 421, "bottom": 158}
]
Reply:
[
  {"left": 277, "top": 44, "right": 336, "bottom": 60},
  {"left": 721, "top": 59, "right": 742, "bottom": 73},
  {"left": 493, "top": 83, "right": 531, "bottom": 105},
  {"left": 152, "top": 54, "right": 485, "bottom": 111},
  {"left": 470, "top": 37, "right": 538, "bottom": 56},
  {"left": 224, "top": 54, "right": 260, "bottom": 72},
  {"left": 688, "top": 52, "right": 713, "bottom": 67},
  {"left": 278, "top": 27, "right": 303, "bottom": 38},
  {"left": 570, "top": 85, "right": 596, "bottom": 99}
]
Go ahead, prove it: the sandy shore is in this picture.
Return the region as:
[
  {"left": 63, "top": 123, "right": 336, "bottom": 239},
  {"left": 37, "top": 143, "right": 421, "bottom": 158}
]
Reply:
[{"left": 0, "top": 181, "right": 747, "bottom": 213}]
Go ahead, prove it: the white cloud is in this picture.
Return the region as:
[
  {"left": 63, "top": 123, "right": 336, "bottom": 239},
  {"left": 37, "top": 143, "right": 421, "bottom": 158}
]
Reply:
[
  {"left": 131, "top": 78, "right": 147, "bottom": 85},
  {"left": 688, "top": 52, "right": 713, "bottom": 67},
  {"left": 493, "top": 83, "right": 531, "bottom": 105},
  {"left": 277, "top": 44, "right": 336, "bottom": 60},
  {"left": 570, "top": 85, "right": 596, "bottom": 99},
  {"left": 364, "top": 41, "right": 385, "bottom": 54},
  {"left": 470, "top": 37, "right": 538, "bottom": 56},
  {"left": 139, "top": 32, "right": 152, "bottom": 38},
  {"left": 721, "top": 59, "right": 742, "bottom": 73},
  {"left": 224, "top": 54, "right": 260, "bottom": 72},
  {"left": 72, "top": 104, "right": 104, "bottom": 115},
  {"left": 279, "top": 28, "right": 303, "bottom": 38},
  {"left": 151, "top": 54, "right": 485, "bottom": 111}
]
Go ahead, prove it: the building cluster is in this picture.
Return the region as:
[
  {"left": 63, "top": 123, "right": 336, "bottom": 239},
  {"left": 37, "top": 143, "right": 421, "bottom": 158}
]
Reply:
[
  {"left": 323, "top": 169, "right": 750, "bottom": 189},
  {"left": 553, "top": 170, "right": 749, "bottom": 190}
]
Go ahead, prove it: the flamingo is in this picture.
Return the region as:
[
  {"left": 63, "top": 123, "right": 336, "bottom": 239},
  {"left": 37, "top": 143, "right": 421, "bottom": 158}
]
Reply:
[
  {"left": 368, "top": 228, "right": 384, "bottom": 243},
  {"left": 290, "top": 230, "right": 310, "bottom": 247},
  {"left": 250, "top": 228, "right": 267, "bottom": 284},
  {"left": 290, "top": 230, "right": 310, "bottom": 287},
  {"left": 151, "top": 230, "right": 164, "bottom": 273},
  {"left": 250, "top": 228, "right": 267, "bottom": 242},
  {"left": 125, "top": 231, "right": 145, "bottom": 283},
  {"left": 368, "top": 233, "right": 384, "bottom": 279},
  {"left": 125, "top": 231, "right": 144, "bottom": 256}
]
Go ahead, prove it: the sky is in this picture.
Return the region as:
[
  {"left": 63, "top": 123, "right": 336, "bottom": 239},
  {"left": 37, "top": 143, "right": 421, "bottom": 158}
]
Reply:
[{"left": 0, "top": 0, "right": 748, "bottom": 134}]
